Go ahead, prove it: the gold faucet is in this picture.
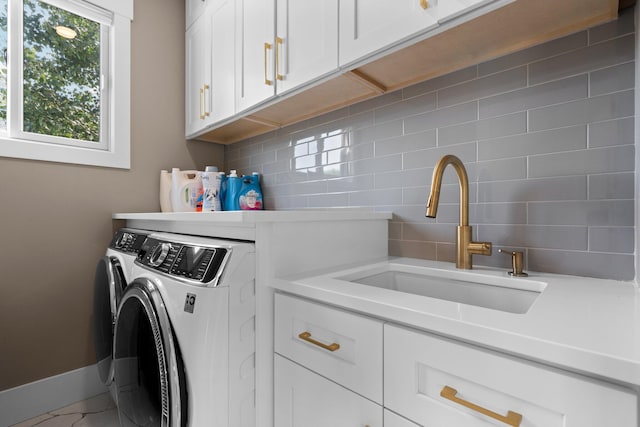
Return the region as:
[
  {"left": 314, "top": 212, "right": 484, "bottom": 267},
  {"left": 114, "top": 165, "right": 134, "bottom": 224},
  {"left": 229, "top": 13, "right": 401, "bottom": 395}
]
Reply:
[{"left": 425, "top": 154, "right": 492, "bottom": 269}]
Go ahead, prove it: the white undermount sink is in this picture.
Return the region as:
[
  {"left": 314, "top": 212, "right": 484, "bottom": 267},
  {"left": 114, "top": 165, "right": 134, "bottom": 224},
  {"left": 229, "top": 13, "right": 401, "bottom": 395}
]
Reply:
[{"left": 337, "top": 262, "right": 547, "bottom": 314}]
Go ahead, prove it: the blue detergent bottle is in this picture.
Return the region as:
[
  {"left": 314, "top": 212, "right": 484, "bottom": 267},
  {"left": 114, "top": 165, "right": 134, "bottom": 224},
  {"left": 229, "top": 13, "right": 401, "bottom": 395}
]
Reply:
[
  {"left": 223, "top": 170, "right": 242, "bottom": 211},
  {"left": 239, "top": 172, "right": 264, "bottom": 210}
]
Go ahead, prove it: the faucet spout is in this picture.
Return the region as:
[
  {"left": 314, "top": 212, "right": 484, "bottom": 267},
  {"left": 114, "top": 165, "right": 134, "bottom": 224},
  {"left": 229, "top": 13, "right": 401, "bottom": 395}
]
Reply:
[
  {"left": 425, "top": 154, "right": 469, "bottom": 225},
  {"left": 425, "top": 154, "right": 492, "bottom": 269}
]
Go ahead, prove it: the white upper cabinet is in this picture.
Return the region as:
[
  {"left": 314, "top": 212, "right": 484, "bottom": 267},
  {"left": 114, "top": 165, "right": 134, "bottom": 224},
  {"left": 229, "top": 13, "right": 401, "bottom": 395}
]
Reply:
[
  {"left": 275, "top": 0, "right": 338, "bottom": 94},
  {"left": 235, "top": 0, "right": 338, "bottom": 112},
  {"left": 235, "top": 0, "right": 276, "bottom": 113},
  {"left": 186, "top": 0, "right": 208, "bottom": 29},
  {"left": 436, "top": 0, "right": 498, "bottom": 23},
  {"left": 339, "top": 0, "right": 439, "bottom": 66},
  {"left": 185, "top": 13, "right": 212, "bottom": 136},
  {"left": 186, "top": 0, "right": 235, "bottom": 137},
  {"left": 338, "top": 0, "right": 499, "bottom": 67},
  {"left": 210, "top": 0, "right": 236, "bottom": 123}
]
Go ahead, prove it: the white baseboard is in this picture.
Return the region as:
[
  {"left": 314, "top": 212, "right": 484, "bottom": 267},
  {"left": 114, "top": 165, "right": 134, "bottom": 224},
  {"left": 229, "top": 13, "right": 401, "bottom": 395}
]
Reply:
[{"left": 0, "top": 364, "right": 107, "bottom": 426}]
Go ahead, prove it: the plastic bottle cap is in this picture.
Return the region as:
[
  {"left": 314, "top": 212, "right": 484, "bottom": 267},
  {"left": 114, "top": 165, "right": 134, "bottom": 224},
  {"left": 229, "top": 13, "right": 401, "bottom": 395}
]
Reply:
[
  {"left": 205, "top": 166, "right": 219, "bottom": 172},
  {"left": 229, "top": 170, "right": 238, "bottom": 177}
]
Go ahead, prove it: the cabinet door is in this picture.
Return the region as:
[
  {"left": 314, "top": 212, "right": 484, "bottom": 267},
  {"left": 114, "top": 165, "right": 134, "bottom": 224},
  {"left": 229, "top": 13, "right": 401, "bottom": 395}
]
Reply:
[
  {"left": 339, "top": 0, "right": 438, "bottom": 66},
  {"left": 210, "top": 0, "right": 235, "bottom": 123},
  {"left": 436, "top": 0, "right": 498, "bottom": 23},
  {"left": 274, "top": 355, "right": 383, "bottom": 427},
  {"left": 186, "top": 0, "right": 208, "bottom": 29},
  {"left": 185, "top": 13, "right": 212, "bottom": 136},
  {"left": 236, "top": 0, "right": 276, "bottom": 112},
  {"left": 385, "top": 324, "right": 638, "bottom": 427},
  {"left": 384, "top": 410, "right": 420, "bottom": 427},
  {"left": 275, "top": 0, "right": 338, "bottom": 94}
]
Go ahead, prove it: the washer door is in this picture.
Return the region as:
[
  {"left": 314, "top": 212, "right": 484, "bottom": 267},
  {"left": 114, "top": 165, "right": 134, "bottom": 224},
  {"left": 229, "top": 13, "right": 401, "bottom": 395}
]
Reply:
[
  {"left": 114, "top": 278, "right": 187, "bottom": 427},
  {"left": 93, "top": 256, "right": 126, "bottom": 386}
]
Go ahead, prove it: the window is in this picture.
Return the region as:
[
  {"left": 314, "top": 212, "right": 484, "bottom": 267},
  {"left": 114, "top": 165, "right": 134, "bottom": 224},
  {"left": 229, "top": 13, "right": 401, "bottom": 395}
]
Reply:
[{"left": 0, "top": 0, "right": 132, "bottom": 169}]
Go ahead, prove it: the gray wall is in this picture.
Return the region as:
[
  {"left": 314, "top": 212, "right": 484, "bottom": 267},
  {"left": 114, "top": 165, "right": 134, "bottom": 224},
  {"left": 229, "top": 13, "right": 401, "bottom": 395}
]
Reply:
[{"left": 226, "top": 9, "right": 635, "bottom": 281}]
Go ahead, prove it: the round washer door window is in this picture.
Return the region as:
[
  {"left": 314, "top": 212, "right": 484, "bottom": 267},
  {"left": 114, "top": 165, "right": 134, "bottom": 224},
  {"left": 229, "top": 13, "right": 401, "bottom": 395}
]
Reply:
[{"left": 114, "top": 279, "right": 187, "bottom": 427}]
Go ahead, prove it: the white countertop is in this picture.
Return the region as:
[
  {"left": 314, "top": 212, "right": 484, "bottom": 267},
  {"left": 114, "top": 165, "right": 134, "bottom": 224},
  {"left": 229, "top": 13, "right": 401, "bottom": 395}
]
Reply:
[
  {"left": 113, "top": 210, "right": 392, "bottom": 240},
  {"left": 272, "top": 257, "right": 640, "bottom": 387},
  {"left": 113, "top": 210, "right": 392, "bottom": 224}
]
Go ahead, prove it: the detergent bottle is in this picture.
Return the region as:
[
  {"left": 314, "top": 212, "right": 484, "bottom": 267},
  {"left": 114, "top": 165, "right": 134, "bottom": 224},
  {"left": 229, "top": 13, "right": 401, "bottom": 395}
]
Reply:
[
  {"left": 159, "top": 170, "right": 173, "bottom": 212},
  {"left": 223, "top": 170, "right": 242, "bottom": 211},
  {"left": 171, "top": 169, "right": 203, "bottom": 212},
  {"left": 201, "top": 166, "right": 222, "bottom": 212},
  {"left": 239, "top": 172, "right": 264, "bottom": 210}
]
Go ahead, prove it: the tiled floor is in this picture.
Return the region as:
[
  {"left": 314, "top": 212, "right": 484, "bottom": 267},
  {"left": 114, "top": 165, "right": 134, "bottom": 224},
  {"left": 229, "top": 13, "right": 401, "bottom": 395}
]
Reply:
[{"left": 10, "top": 393, "right": 120, "bottom": 427}]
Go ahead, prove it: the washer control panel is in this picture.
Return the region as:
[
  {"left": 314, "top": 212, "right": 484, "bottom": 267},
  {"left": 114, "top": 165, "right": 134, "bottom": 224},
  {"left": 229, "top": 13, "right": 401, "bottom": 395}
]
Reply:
[
  {"left": 137, "top": 237, "right": 229, "bottom": 285},
  {"left": 110, "top": 229, "right": 148, "bottom": 254}
]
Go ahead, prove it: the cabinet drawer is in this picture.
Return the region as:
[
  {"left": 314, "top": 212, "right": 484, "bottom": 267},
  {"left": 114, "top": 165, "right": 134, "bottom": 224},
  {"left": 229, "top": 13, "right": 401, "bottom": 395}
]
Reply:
[
  {"left": 274, "top": 293, "right": 383, "bottom": 403},
  {"left": 274, "top": 354, "right": 382, "bottom": 427},
  {"left": 385, "top": 324, "right": 637, "bottom": 427}
]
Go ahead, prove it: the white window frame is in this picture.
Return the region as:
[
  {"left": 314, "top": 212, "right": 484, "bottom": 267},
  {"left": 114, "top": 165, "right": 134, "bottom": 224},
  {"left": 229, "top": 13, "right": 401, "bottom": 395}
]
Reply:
[{"left": 0, "top": 0, "right": 133, "bottom": 169}]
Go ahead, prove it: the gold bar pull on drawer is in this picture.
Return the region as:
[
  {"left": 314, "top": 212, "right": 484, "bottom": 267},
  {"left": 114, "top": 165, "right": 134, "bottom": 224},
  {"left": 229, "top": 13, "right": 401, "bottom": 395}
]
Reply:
[
  {"left": 298, "top": 331, "right": 340, "bottom": 352},
  {"left": 440, "top": 386, "right": 523, "bottom": 427}
]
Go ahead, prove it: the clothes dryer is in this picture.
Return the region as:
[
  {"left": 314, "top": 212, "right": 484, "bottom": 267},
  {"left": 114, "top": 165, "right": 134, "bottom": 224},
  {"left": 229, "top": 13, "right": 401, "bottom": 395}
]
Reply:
[
  {"left": 93, "top": 228, "right": 149, "bottom": 400},
  {"left": 113, "top": 232, "right": 256, "bottom": 427}
]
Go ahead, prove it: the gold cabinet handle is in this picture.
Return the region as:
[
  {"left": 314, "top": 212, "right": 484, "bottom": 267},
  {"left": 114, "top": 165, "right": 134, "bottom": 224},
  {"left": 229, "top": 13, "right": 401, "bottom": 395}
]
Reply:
[
  {"left": 298, "top": 331, "right": 340, "bottom": 352},
  {"left": 199, "top": 86, "right": 205, "bottom": 119},
  {"left": 420, "top": 0, "right": 428, "bottom": 9},
  {"left": 264, "top": 42, "right": 273, "bottom": 86},
  {"left": 275, "top": 36, "right": 284, "bottom": 81},
  {"left": 203, "top": 84, "right": 210, "bottom": 117},
  {"left": 440, "top": 386, "right": 522, "bottom": 427}
]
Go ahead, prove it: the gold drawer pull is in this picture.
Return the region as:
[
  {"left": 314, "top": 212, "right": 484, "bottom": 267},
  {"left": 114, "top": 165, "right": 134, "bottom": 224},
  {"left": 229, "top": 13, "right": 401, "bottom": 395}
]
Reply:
[
  {"left": 440, "top": 386, "right": 522, "bottom": 427},
  {"left": 298, "top": 331, "right": 340, "bottom": 352}
]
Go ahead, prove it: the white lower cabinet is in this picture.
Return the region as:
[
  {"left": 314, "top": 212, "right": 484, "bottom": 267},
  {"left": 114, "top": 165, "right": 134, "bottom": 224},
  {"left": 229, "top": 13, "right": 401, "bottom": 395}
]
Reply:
[
  {"left": 274, "top": 355, "right": 382, "bottom": 427},
  {"left": 384, "top": 410, "right": 420, "bottom": 427},
  {"left": 273, "top": 294, "right": 638, "bottom": 427},
  {"left": 385, "top": 324, "right": 638, "bottom": 427},
  {"left": 274, "top": 293, "right": 383, "bottom": 403}
]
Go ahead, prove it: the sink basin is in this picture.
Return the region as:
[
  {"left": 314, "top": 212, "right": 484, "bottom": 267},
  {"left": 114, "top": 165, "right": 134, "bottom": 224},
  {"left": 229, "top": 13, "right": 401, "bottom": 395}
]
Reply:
[{"left": 337, "top": 264, "right": 546, "bottom": 314}]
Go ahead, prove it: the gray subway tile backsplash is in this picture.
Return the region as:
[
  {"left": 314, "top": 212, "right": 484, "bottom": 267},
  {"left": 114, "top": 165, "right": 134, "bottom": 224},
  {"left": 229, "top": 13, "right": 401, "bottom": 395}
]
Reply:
[
  {"left": 479, "top": 74, "right": 588, "bottom": 119},
  {"left": 528, "top": 145, "right": 634, "bottom": 178},
  {"left": 588, "top": 172, "right": 635, "bottom": 200},
  {"left": 589, "top": 117, "right": 634, "bottom": 148},
  {"left": 477, "top": 125, "right": 587, "bottom": 161},
  {"left": 528, "top": 90, "right": 634, "bottom": 132},
  {"left": 528, "top": 34, "right": 635, "bottom": 86},
  {"left": 590, "top": 62, "right": 635, "bottom": 96},
  {"left": 528, "top": 200, "right": 635, "bottom": 227},
  {"left": 226, "top": 10, "right": 636, "bottom": 281}
]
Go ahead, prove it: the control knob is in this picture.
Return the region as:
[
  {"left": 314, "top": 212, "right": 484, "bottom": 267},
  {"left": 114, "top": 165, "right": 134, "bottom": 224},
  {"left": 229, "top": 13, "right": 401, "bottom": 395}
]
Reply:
[
  {"left": 149, "top": 243, "right": 171, "bottom": 267},
  {"left": 115, "top": 232, "right": 134, "bottom": 249}
]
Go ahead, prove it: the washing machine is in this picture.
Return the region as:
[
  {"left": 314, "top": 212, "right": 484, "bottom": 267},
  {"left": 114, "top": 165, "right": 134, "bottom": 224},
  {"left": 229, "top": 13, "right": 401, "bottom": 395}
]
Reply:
[
  {"left": 93, "top": 228, "right": 150, "bottom": 400},
  {"left": 113, "top": 232, "right": 256, "bottom": 427}
]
